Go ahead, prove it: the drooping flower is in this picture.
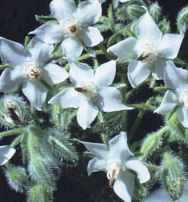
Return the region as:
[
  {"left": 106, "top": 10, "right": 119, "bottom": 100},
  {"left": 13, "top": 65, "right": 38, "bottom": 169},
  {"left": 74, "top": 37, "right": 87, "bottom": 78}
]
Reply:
[
  {"left": 144, "top": 183, "right": 188, "bottom": 202},
  {"left": 81, "top": 131, "right": 150, "bottom": 202},
  {"left": 30, "top": 0, "right": 103, "bottom": 61},
  {"left": 155, "top": 62, "right": 188, "bottom": 128},
  {"left": 0, "top": 37, "right": 68, "bottom": 110},
  {"left": 108, "top": 12, "right": 184, "bottom": 88},
  {"left": 49, "top": 61, "right": 132, "bottom": 129},
  {"left": 0, "top": 146, "right": 16, "bottom": 166}
]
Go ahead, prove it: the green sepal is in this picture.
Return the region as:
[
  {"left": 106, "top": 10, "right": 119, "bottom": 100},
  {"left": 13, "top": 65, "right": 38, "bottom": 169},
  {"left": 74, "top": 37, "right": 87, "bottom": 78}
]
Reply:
[
  {"left": 161, "top": 152, "right": 185, "bottom": 201},
  {"left": 35, "top": 15, "right": 57, "bottom": 23}
]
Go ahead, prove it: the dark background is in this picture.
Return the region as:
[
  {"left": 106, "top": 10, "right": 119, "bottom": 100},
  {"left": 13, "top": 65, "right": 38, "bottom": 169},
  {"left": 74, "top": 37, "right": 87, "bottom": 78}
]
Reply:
[{"left": 0, "top": 0, "right": 188, "bottom": 202}]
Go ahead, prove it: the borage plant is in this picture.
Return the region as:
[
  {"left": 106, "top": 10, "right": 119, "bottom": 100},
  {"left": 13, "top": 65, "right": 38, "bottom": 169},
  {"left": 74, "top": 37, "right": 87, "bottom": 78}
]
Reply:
[{"left": 0, "top": 0, "right": 188, "bottom": 202}]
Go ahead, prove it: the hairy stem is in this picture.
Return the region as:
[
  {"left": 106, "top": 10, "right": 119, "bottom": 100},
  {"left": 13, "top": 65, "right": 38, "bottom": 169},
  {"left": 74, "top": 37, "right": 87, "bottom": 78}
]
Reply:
[{"left": 0, "top": 127, "right": 24, "bottom": 138}]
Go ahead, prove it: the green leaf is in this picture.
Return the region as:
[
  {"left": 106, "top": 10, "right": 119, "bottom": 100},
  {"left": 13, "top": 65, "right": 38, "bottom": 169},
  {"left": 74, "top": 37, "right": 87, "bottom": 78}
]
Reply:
[
  {"left": 161, "top": 152, "right": 185, "bottom": 201},
  {"left": 26, "top": 126, "right": 57, "bottom": 184},
  {"left": 48, "top": 134, "right": 78, "bottom": 162},
  {"left": 27, "top": 184, "right": 54, "bottom": 202},
  {"left": 140, "top": 129, "right": 165, "bottom": 159},
  {"left": 166, "top": 114, "right": 188, "bottom": 144}
]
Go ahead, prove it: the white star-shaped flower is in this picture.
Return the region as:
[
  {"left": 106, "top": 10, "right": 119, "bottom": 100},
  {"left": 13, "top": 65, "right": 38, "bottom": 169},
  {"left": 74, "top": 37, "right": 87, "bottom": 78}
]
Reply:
[
  {"left": 49, "top": 61, "right": 132, "bottom": 129},
  {"left": 155, "top": 62, "right": 188, "bottom": 128},
  {"left": 30, "top": 0, "right": 103, "bottom": 61},
  {"left": 81, "top": 132, "right": 150, "bottom": 202},
  {"left": 0, "top": 37, "right": 68, "bottom": 110},
  {"left": 108, "top": 12, "right": 184, "bottom": 88}
]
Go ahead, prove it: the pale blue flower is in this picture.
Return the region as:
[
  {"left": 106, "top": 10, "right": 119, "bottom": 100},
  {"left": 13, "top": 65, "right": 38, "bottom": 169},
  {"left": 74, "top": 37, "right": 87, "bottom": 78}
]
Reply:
[
  {"left": 108, "top": 12, "right": 184, "bottom": 88},
  {"left": 81, "top": 131, "right": 150, "bottom": 202},
  {"left": 0, "top": 145, "right": 16, "bottom": 166},
  {"left": 155, "top": 62, "right": 188, "bottom": 128},
  {"left": 144, "top": 183, "right": 188, "bottom": 202},
  {"left": 49, "top": 61, "right": 132, "bottom": 129},
  {"left": 0, "top": 37, "right": 68, "bottom": 110},
  {"left": 30, "top": 0, "right": 103, "bottom": 61}
]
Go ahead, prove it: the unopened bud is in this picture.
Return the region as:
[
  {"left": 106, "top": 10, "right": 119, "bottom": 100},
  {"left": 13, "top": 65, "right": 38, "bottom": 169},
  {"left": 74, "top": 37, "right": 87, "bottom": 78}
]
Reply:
[
  {"left": 0, "top": 95, "right": 30, "bottom": 128},
  {"left": 149, "top": 2, "right": 161, "bottom": 21},
  {"left": 177, "top": 6, "right": 188, "bottom": 33}
]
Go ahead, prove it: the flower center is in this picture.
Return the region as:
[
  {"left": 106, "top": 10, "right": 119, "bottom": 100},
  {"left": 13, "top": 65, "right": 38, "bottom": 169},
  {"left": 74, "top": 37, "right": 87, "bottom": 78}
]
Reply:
[
  {"left": 63, "top": 18, "right": 79, "bottom": 36},
  {"left": 138, "top": 42, "right": 158, "bottom": 64},
  {"left": 180, "top": 90, "right": 188, "bottom": 109},
  {"left": 75, "top": 81, "right": 98, "bottom": 99},
  {"left": 106, "top": 162, "right": 121, "bottom": 186},
  {"left": 24, "top": 63, "right": 41, "bottom": 80}
]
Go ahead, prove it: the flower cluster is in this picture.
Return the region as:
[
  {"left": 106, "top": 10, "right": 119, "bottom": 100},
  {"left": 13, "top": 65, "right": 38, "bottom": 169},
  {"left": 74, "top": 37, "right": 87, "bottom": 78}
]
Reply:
[{"left": 0, "top": 0, "right": 188, "bottom": 202}]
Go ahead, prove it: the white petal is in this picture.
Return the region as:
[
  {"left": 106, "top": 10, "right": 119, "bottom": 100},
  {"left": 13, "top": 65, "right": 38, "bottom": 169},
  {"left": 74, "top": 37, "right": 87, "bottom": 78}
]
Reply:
[
  {"left": 80, "top": 27, "right": 103, "bottom": 47},
  {"left": 61, "top": 38, "right": 83, "bottom": 61},
  {"left": 154, "top": 91, "right": 178, "bottom": 115},
  {"left": 69, "top": 62, "right": 94, "bottom": 86},
  {"left": 94, "top": 60, "right": 116, "bottom": 87},
  {"left": 75, "top": 0, "right": 102, "bottom": 26},
  {"left": 113, "top": 171, "right": 135, "bottom": 202},
  {"left": 0, "top": 37, "right": 29, "bottom": 66},
  {"left": 99, "top": 87, "right": 132, "bottom": 112},
  {"left": 0, "top": 66, "right": 24, "bottom": 93},
  {"left": 0, "top": 146, "right": 16, "bottom": 166},
  {"left": 22, "top": 80, "right": 48, "bottom": 110},
  {"left": 77, "top": 100, "right": 99, "bottom": 129},
  {"left": 126, "top": 160, "right": 150, "bottom": 183},
  {"left": 164, "top": 61, "right": 188, "bottom": 90},
  {"left": 176, "top": 107, "right": 188, "bottom": 128},
  {"left": 159, "top": 34, "right": 184, "bottom": 59},
  {"left": 80, "top": 141, "right": 107, "bottom": 158},
  {"left": 87, "top": 158, "right": 106, "bottom": 175},
  {"left": 152, "top": 59, "right": 167, "bottom": 80},
  {"left": 136, "top": 12, "right": 162, "bottom": 42},
  {"left": 49, "top": 88, "right": 83, "bottom": 109},
  {"left": 28, "top": 38, "right": 53, "bottom": 66},
  {"left": 127, "top": 60, "right": 151, "bottom": 88},
  {"left": 50, "top": 0, "right": 76, "bottom": 21},
  {"left": 30, "top": 22, "right": 62, "bottom": 44},
  {"left": 107, "top": 37, "right": 137, "bottom": 60},
  {"left": 108, "top": 132, "right": 133, "bottom": 161},
  {"left": 43, "top": 63, "right": 68, "bottom": 85}
]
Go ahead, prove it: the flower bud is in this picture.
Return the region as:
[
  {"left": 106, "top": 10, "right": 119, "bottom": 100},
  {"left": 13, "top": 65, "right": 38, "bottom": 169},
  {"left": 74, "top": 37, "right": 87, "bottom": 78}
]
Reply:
[
  {"left": 149, "top": 2, "right": 161, "bottom": 21},
  {"left": 177, "top": 6, "right": 188, "bottom": 33},
  {"left": 0, "top": 95, "right": 30, "bottom": 128}
]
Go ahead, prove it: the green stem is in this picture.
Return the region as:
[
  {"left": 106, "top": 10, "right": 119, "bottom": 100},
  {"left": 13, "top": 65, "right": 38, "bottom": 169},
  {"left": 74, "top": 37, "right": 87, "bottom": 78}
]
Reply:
[
  {"left": 0, "top": 64, "right": 9, "bottom": 70},
  {"left": 129, "top": 110, "right": 145, "bottom": 141},
  {"left": 11, "top": 134, "right": 24, "bottom": 147},
  {"left": 153, "top": 86, "right": 167, "bottom": 93},
  {"left": 0, "top": 127, "right": 24, "bottom": 138},
  {"left": 79, "top": 50, "right": 103, "bottom": 61}
]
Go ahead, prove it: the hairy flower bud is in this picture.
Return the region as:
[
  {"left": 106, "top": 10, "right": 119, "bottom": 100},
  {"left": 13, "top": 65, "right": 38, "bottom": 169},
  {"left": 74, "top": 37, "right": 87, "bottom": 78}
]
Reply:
[
  {"left": 0, "top": 95, "right": 30, "bottom": 128},
  {"left": 177, "top": 5, "right": 188, "bottom": 33},
  {"left": 149, "top": 2, "right": 161, "bottom": 21}
]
